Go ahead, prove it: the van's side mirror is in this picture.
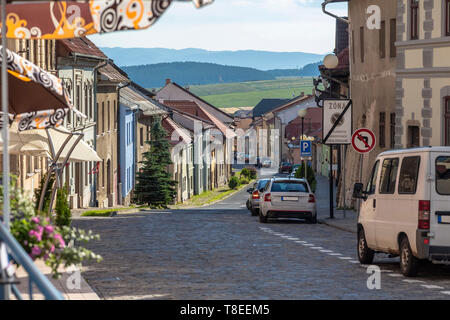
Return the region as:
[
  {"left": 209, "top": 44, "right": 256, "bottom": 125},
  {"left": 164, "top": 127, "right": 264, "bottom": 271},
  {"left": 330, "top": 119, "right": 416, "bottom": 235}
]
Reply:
[
  {"left": 352, "top": 183, "right": 366, "bottom": 200},
  {"left": 247, "top": 188, "right": 254, "bottom": 194}
]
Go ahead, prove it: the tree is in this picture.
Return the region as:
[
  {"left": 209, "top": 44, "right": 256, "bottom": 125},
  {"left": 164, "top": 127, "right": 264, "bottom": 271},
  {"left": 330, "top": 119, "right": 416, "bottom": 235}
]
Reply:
[
  {"left": 134, "top": 117, "right": 177, "bottom": 208},
  {"left": 55, "top": 185, "right": 71, "bottom": 227},
  {"left": 295, "top": 163, "right": 317, "bottom": 193}
]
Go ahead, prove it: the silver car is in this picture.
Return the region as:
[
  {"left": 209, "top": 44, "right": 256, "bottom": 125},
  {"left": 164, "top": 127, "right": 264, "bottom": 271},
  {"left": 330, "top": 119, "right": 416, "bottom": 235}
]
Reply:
[
  {"left": 246, "top": 179, "right": 271, "bottom": 216},
  {"left": 259, "top": 178, "right": 317, "bottom": 223}
]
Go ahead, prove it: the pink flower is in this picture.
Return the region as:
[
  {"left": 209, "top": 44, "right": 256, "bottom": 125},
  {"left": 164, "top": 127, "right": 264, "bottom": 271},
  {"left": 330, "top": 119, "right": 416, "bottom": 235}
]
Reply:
[
  {"left": 53, "top": 234, "right": 65, "bottom": 248},
  {"left": 44, "top": 225, "right": 54, "bottom": 234},
  {"left": 31, "top": 246, "right": 41, "bottom": 257},
  {"left": 31, "top": 217, "right": 40, "bottom": 224},
  {"left": 49, "top": 245, "right": 55, "bottom": 253},
  {"left": 29, "top": 230, "right": 42, "bottom": 241},
  {"left": 43, "top": 254, "right": 49, "bottom": 261}
]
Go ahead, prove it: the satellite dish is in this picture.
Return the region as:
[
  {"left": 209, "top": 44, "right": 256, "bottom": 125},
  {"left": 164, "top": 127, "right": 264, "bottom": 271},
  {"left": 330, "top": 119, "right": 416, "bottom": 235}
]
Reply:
[{"left": 323, "top": 54, "right": 339, "bottom": 69}]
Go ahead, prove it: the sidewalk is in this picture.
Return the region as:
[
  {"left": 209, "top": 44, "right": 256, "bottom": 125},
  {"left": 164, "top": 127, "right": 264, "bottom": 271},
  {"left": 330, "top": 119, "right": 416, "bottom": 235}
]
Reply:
[
  {"left": 12, "top": 260, "right": 100, "bottom": 300},
  {"left": 315, "top": 175, "right": 357, "bottom": 233}
]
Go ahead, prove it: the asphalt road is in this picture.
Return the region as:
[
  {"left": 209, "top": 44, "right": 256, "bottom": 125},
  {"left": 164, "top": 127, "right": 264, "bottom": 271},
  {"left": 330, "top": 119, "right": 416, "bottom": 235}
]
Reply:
[{"left": 73, "top": 170, "right": 450, "bottom": 300}]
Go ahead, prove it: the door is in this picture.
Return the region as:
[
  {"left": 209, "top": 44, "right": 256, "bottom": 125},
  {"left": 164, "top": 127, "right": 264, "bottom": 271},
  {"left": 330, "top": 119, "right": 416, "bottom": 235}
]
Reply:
[
  {"left": 360, "top": 160, "right": 380, "bottom": 248},
  {"left": 430, "top": 153, "right": 450, "bottom": 248},
  {"left": 375, "top": 157, "right": 400, "bottom": 250}
]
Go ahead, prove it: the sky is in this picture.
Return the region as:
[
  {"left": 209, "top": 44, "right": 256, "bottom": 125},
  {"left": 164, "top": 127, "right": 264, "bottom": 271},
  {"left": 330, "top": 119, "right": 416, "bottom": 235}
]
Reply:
[{"left": 88, "top": 0, "right": 348, "bottom": 54}]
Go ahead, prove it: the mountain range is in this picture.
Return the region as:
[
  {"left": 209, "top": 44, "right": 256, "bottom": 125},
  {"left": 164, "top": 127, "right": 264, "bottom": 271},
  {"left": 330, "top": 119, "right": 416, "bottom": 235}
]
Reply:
[
  {"left": 122, "top": 61, "right": 322, "bottom": 88},
  {"left": 100, "top": 47, "right": 326, "bottom": 70}
]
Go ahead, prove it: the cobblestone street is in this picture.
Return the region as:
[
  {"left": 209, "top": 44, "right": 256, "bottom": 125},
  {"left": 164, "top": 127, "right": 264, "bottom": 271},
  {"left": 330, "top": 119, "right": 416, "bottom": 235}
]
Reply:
[{"left": 73, "top": 175, "right": 450, "bottom": 300}]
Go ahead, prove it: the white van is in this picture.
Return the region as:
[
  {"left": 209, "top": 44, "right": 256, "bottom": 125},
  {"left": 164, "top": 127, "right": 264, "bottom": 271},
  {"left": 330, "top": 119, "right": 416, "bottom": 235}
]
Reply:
[{"left": 353, "top": 147, "right": 450, "bottom": 276}]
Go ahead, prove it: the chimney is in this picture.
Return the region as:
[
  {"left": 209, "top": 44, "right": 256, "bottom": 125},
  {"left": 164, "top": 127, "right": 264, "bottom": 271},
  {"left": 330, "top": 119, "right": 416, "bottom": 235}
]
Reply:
[
  {"left": 185, "top": 85, "right": 190, "bottom": 91},
  {"left": 165, "top": 78, "right": 171, "bottom": 85},
  {"left": 300, "top": 92, "right": 305, "bottom": 97}
]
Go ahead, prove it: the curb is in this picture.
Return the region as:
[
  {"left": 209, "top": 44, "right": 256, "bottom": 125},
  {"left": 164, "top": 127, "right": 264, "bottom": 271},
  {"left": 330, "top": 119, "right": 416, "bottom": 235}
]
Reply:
[{"left": 318, "top": 218, "right": 357, "bottom": 234}]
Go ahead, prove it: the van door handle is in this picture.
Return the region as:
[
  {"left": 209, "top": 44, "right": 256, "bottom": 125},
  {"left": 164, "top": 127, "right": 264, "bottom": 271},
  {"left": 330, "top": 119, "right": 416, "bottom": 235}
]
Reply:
[{"left": 373, "top": 199, "right": 376, "bottom": 208}]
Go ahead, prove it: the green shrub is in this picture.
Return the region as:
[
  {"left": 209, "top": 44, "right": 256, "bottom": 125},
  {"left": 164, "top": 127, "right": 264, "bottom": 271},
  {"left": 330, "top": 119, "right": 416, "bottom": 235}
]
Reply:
[
  {"left": 240, "top": 177, "right": 249, "bottom": 185},
  {"left": 295, "top": 163, "right": 317, "bottom": 193},
  {"left": 55, "top": 185, "right": 71, "bottom": 227},
  {"left": 240, "top": 167, "right": 250, "bottom": 178},
  {"left": 246, "top": 167, "right": 257, "bottom": 179},
  {"left": 229, "top": 176, "right": 240, "bottom": 189}
]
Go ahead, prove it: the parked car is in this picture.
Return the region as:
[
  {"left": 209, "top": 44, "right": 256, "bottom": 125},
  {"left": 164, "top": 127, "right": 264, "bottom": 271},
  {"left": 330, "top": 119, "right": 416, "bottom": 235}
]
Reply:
[
  {"left": 261, "top": 157, "right": 272, "bottom": 168},
  {"left": 259, "top": 178, "right": 316, "bottom": 223},
  {"left": 279, "top": 162, "right": 293, "bottom": 174},
  {"left": 246, "top": 179, "right": 271, "bottom": 216},
  {"left": 353, "top": 146, "right": 450, "bottom": 277}
]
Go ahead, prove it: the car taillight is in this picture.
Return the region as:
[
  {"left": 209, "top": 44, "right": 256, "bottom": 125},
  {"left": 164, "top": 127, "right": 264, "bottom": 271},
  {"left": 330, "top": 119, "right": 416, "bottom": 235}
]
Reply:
[
  {"left": 418, "top": 200, "right": 430, "bottom": 230},
  {"left": 264, "top": 193, "right": 271, "bottom": 202},
  {"left": 309, "top": 194, "right": 315, "bottom": 203},
  {"left": 252, "top": 190, "right": 259, "bottom": 199}
]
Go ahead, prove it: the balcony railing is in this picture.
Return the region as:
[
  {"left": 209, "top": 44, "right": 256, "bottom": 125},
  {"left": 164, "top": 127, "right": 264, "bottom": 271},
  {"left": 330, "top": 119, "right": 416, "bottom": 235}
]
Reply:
[{"left": 0, "top": 222, "right": 63, "bottom": 300}]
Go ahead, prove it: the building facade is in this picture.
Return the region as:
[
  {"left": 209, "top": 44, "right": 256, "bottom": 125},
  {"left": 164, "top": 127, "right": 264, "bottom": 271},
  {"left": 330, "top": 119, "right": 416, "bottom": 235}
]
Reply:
[
  {"left": 396, "top": 0, "right": 450, "bottom": 147},
  {"left": 56, "top": 37, "right": 107, "bottom": 208}
]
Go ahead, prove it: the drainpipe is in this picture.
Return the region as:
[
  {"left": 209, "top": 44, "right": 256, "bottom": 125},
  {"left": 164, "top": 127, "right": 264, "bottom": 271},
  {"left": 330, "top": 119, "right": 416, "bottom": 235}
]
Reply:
[{"left": 322, "top": 0, "right": 349, "bottom": 24}]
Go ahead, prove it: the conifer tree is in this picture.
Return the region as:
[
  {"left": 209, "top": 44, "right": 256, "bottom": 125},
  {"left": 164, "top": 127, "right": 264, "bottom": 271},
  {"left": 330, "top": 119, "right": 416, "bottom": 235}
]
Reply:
[{"left": 134, "top": 116, "right": 177, "bottom": 208}]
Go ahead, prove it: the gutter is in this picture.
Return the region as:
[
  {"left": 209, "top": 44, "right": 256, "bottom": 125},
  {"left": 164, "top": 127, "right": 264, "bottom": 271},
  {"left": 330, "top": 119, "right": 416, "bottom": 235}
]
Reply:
[{"left": 322, "top": 0, "right": 349, "bottom": 24}]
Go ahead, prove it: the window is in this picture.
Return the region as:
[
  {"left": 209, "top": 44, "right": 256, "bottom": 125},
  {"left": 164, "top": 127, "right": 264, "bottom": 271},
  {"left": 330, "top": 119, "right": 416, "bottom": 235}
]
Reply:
[
  {"left": 270, "top": 181, "right": 308, "bottom": 193},
  {"left": 140, "top": 127, "right": 144, "bottom": 146},
  {"left": 445, "top": 97, "right": 450, "bottom": 146},
  {"left": 390, "top": 113, "right": 396, "bottom": 148},
  {"left": 360, "top": 26, "right": 365, "bottom": 63},
  {"left": 446, "top": 0, "right": 450, "bottom": 36},
  {"left": 352, "top": 30, "right": 356, "bottom": 63},
  {"left": 436, "top": 156, "right": 450, "bottom": 195},
  {"left": 411, "top": 0, "right": 419, "bottom": 40},
  {"left": 102, "top": 102, "right": 105, "bottom": 133},
  {"left": 379, "top": 112, "right": 386, "bottom": 148},
  {"left": 107, "top": 101, "right": 110, "bottom": 131},
  {"left": 379, "top": 20, "right": 386, "bottom": 59},
  {"left": 366, "top": 160, "right": 380, "bottom": 195},
  {"left": 379, "top": 158, "right": 399, "bottom": 194},
  {"left": 407, "top": 125, "right": 420, "bottom": 148},
  {"left": 114, "top": 100, "right": 117, "bottom": 129},
  {"left": 398, "top": 156, "right": 420, "bottom": 194},
  {"left": 390, "top": 19, "right": 397, "bottom": 58}
]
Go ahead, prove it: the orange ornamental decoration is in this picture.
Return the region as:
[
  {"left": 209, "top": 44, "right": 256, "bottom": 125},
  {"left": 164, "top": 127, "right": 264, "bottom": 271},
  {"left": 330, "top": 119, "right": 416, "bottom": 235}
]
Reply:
[{"left": 1, "top": 0, "right": 213, "bottom": 39}]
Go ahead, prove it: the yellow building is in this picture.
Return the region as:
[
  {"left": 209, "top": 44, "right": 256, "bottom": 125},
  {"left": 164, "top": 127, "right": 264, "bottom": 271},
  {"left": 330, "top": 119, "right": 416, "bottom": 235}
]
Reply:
[{"left": 396, "top": 0, "right": 450, "bottom": 147}]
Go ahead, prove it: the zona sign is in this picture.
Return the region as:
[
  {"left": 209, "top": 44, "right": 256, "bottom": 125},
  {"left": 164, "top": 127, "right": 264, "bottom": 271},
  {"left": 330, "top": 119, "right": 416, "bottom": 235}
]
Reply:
[{"left": 352, "top": 128, "right": 376, "bottom": 154}]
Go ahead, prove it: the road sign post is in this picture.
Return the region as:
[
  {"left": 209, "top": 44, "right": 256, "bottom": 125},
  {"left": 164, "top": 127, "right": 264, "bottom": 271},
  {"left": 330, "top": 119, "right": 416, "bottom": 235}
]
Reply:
[{"left": 322, "top": 99, "right": 352, "bottom": 219}]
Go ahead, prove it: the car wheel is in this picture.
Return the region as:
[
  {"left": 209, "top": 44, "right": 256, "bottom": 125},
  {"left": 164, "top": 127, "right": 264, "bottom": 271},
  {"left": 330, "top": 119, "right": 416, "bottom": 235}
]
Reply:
[
  {"left": 399, "top": 237, "right": 419, "bottom": 277},
  {"left": 357, "top": 229, "right": 374, "bottom": 264},
  {"left": 259, "top": 211, "right": 267, "bottom": 223},
  {"left": 307, "top": 216, "right": 317, "bottom": 224},
  {"left": 251, "top": 208, "right": 259, "bottom": 216},
  {"left": 246, "top": 199, "right": 251, "bottom": 210}
]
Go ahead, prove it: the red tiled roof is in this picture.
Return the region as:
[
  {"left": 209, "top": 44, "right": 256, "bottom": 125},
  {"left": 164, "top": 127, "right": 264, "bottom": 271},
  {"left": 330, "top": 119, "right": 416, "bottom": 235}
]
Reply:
[
  {"left": 162, "top": 100, "right": 235, "bottom": 139},
  {"left": 285, "top": 107, "right": 323, "bottom": 140},
  {"left": 162, "top": 117, "right": 192, "bottom": 146},
  {"left": 58, "top": 37, "right": 107, "bottom": 58}
]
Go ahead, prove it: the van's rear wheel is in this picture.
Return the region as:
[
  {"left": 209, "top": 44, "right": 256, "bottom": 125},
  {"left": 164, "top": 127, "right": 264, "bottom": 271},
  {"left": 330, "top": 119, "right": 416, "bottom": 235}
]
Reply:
[
  {"left": 358, "top": 229, "right": 374, "bottom": 264},
  {"left": 251, "top": 208, "right": 259, "bottom": 216},
  {"left": 400, "top": 237, "right": 419, "bottom": 277}
]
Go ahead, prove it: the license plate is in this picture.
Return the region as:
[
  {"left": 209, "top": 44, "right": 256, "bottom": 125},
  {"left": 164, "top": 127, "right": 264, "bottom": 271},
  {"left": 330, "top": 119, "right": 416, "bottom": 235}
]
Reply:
[
  {"left": 439, "top": 215, "right": 450, "bottom": 224},
  {"left": 282, "top": 196, "right": 298, "bottom": 201}
]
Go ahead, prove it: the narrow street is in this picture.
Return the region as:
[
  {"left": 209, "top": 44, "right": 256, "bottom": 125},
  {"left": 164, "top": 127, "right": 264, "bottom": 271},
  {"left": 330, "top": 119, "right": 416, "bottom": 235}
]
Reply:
[{"left": 73, "top": 169, "right": 450, "bottom": 300}]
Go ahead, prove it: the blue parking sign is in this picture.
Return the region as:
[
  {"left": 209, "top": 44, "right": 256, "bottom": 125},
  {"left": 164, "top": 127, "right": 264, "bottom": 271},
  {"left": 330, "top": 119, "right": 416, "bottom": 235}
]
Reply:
[{"left": 300, "top": 140, "right": 312, "bottom": 157}]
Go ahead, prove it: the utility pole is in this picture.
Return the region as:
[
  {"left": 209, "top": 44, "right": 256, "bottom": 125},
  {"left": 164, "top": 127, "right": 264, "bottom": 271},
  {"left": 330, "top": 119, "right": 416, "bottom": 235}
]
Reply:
[{"left": 329, "top": 145, "right": 334, "bottom": 219}]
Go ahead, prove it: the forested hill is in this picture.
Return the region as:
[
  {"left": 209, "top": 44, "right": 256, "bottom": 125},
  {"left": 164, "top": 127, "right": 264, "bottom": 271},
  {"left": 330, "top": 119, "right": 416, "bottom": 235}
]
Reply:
[
  {"left": 267, "top": 62, "right": 323, "bottom": 78},
  {"left": 122, "top": 62, "right": 275, "bottom": 88}
]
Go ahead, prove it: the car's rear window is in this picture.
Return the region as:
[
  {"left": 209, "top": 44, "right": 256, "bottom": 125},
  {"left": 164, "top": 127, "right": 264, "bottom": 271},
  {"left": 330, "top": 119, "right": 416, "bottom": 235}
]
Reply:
[
  {"left": 271, "top": 181, "right": 308, "bottom": 193},
  {"left": 257, "top": 180, "right": 269, "bottom": 190},
  {"left": 436, "top": 156, "right": 450, "bottom": 195}
]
